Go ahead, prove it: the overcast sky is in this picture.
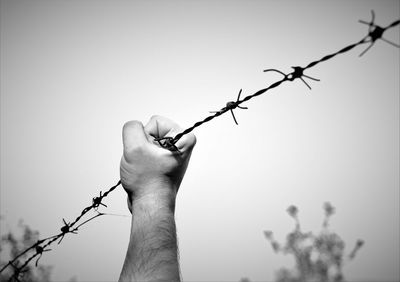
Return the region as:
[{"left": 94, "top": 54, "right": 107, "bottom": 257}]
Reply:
[{"left": 1, "top": 1, "right": 399, "bottom": 281}]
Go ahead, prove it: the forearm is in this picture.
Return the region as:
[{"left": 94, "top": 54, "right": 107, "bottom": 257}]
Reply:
[
  {"left": 119, "top": 116, "right": 196, "bottom": 281},
  {"left": 119, "top": 191, "right": 180, "bottom": 282}
]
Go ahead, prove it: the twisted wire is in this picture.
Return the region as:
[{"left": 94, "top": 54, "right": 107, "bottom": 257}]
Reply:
[
  {"left": 1, "top": 11, "right": 399, "bottom": 281},
  {"left": 1, "top": 180, "right": 122, "bottom": 281},
  {"left": 171, "top": 14, "right": 399, "bottom": 144}
]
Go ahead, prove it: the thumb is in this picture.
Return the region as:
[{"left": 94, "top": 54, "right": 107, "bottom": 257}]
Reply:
[{"left": 122, "top": 120, "right": 149, "bottom": 153}]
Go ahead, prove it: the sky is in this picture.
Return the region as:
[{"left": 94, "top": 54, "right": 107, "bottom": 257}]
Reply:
[{"left": 0, "top": 1, "right": 399, "bottom": 281}]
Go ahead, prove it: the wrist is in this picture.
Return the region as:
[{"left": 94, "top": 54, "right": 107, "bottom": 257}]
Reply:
[
  {"left": 131, "top": 192, "right": 177, "bottom": 216},
  {"left": 128, "top": 180, "right": 178, "bottom": 215}
]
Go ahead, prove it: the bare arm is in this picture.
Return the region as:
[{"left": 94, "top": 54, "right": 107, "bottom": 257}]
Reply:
[
  {"left": 119, "top": 115, "right": 196, "bottom": 282},
  {"left": 120, "top": 196, "right": 179, "bottom": 282}
]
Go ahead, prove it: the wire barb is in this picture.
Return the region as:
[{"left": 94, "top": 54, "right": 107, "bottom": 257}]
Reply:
[
  {"left": 358, "top": 10, "right": 400, "bottom": 57},
  {"left": 92, "top": 191, "right": 107, "bottom": 209},
  {"left": 288, "top": 66, "right": 320, "bottom": 90},
  {"left": 34, "top": 244, "right": 51, "bottom": 267},
  {"left": 154, "top": 136, "right": 181, "bottom": 153},
  {"left": 58, "top": 219, "right": 77, "bottom": 244},
  {"left": 264, "top": 67, "right": 320, "bottom": 90},
  {"left": 210, "top": 89, "right": 248, "bottom": 125}
]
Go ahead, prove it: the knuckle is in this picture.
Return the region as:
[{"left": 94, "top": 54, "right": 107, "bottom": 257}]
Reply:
[
  {"left": 185, "top": 133, "right": 196, "bottom": 147},
  {"left": 191, "top": 134, "right": 197, "bottom": 146},
  {"left": 149, "top": 115, "right": 162, "bottom": 122},
  {"left": 123, "top": 120, "right": 142, "bottom": 132}
]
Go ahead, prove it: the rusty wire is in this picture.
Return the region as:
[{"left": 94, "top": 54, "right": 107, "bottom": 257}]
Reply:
[{"left": 0, "top": 10, "right": 399, "bottom": 281}]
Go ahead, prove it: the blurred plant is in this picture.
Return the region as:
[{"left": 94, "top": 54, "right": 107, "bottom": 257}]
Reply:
[
  {"left": 263, "top": 203, "right": 364, "bottom": 282},
  {"left": 0, "top": 220, "right": 53, "bottom": 282}
]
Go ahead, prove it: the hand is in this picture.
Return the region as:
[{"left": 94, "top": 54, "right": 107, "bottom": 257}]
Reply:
[{"left": 120, "top": 115, "right": 196, "bottom": 212}]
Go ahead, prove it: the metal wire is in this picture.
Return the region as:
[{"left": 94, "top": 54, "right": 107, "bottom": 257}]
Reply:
[
  {"left": 172, "top": 12, "right": 399, "bottom": 144},
  {"left": 0, "top": 180, "right": 121, "bottom": 281},
  {"left": 0, "top": 10, "right": 399, "bottom": 281}
]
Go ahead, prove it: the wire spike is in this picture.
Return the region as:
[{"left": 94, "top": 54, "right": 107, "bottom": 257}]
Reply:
[
  {"left": 299, "top": 77, "right": 312, "bottom": 90},
  {"left": 230, "top": 110, "right": 238, "bottom": 125},
  {"left": 263, "top": 68, "right": 287, "bottom": 78},
  {"left": 381, "top": 37, "right": 400, "bottom": 48},
  {"left": 359, "top": 43, "right": 374, "bottom": 57},
  {"left": 237, "top": 89, "right": 242, "bottom": 101}
]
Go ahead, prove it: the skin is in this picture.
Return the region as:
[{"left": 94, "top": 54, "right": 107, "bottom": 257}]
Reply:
[{"left": 119, "top": 115, "right": 196, "bottom": 282}]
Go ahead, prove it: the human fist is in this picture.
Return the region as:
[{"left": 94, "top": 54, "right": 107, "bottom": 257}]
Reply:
[{"left": 120, "top": 115, "right": 196, "bottom": 212}]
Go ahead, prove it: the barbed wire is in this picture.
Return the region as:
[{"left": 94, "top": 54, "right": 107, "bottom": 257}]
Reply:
[
  {"left": 0, "top": 180, "right": 121, "bottom": 281},
  {"left": 0, "top": 10, "right": 399, "bottom": 282},
  {"left": 158, "top": 11, "right": 400, "bottom": 148}
]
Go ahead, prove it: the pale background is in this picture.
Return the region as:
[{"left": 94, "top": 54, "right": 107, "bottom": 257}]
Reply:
[{"left": 1, "top": 1, "right": 399, "bottom": 281}]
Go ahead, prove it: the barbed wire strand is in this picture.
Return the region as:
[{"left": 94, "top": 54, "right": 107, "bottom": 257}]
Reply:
[
  {"left": 1, "top": 180, "right": 121, "bottom": 281},
  {"left": 169, "top": 14, "right": 399, "bottom": 146},
  {"left": 0, "top": 11, "right": 399, "bottom": 281}
]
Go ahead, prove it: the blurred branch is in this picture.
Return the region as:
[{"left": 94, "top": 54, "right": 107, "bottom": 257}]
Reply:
[{"left": 263, "top": 203, "right": 364, "bottom": 282}]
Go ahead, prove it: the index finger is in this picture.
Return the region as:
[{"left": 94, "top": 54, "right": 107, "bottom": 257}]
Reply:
[
  {"left": 144, "top": 115, "right": 196, "bottom": 152},
  {"left": 144, "top": 115, "right": 181, "bottom": 139}
]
